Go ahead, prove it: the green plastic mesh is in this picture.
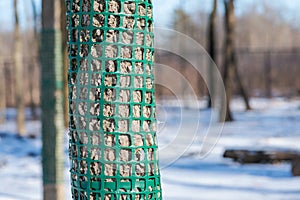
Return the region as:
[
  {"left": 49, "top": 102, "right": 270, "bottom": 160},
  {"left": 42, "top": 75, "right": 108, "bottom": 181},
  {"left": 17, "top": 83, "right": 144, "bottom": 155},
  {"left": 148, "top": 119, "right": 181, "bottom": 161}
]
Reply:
[{"left": 66, "top": 0, "right": 162, "bottom": 199}]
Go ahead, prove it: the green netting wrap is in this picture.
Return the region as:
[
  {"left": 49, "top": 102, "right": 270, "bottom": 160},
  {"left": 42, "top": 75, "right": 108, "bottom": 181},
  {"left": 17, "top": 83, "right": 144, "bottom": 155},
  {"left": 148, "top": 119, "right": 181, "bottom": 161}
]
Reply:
[{"left": 66, "top": 0, "right": 162, "bottom": 199}]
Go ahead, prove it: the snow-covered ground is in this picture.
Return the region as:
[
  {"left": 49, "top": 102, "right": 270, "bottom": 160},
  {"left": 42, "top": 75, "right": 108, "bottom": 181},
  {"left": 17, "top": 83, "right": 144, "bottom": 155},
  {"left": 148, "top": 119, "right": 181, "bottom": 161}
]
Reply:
[{"left": 1, "top": 98, "right": 300, "bottom": 200}]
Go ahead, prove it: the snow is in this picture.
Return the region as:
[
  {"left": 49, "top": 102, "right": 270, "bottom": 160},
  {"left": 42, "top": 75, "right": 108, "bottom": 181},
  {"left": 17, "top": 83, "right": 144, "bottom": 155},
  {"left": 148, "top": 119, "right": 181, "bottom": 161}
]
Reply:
[{"left": 1, "top": 98, "right": 300, "bottom": 200}]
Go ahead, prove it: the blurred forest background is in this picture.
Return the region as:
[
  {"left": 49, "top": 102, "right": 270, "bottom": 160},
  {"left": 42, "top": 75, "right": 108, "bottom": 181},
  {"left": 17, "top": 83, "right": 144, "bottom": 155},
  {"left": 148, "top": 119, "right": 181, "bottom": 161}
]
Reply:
[
  {"left": 156, "top": 0, "right": 300, "bottom": 99},
  {"left": 1, "top": 0, "right": 300, "bottom": 126}
]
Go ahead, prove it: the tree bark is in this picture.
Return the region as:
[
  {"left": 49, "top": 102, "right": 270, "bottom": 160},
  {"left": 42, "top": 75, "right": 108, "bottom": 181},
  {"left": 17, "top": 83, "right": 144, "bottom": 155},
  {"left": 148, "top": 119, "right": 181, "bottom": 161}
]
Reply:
[
  {"left": 0, "top": 51, "right": 5, "bottom": 124},
  {"left": 0, "top": 3, "right": 4, "bottom": 123},
  {"left": 264, "top": 51, "right": 272, "bottom": 98},
  {"left": 234, "top": 63, "right": 251, "bottom": 110},
  {"left": 224, "top": 0, "right": 251, "bottom": 113},
  {"left": 29, "top": 0, "right": 39, "bottom": 120},
  {"left": 68, "top": 1, "right": 162, "bottom": 199},
  {"left": 40, "top": 0, "right": 65, "bottom": 199},
  {"left": 14, "top": 0, "right": 26, "bottom": 135},
  {"left": 207, "top": 0, "right": 217, "bottom": 108},
  {"left": 222, "top": 0, "right": 235, "bottom": 121}
]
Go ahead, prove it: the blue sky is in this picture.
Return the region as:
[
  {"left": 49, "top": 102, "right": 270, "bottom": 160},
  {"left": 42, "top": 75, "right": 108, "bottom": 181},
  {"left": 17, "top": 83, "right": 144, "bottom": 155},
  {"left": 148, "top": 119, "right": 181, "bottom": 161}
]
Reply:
[
  {"left": 0, "top": 0, "right": 41, "bottom": 31},
  {"left": 0, "top": 0, "right": 300, "bottom": 31}
]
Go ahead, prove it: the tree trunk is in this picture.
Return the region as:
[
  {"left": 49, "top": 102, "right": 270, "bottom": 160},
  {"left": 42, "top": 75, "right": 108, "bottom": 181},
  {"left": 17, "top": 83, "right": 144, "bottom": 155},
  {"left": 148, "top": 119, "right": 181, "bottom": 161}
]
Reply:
[
  {"left": 68, "top": 1, "right": 162, "bottom": 199},
  {"left": 5, "top": 63, "right": 13, "bottom": 107},
  {"left": 29, "top": 0, "right": 39, "bottom": 120},
  {"left": 0, "top": 31, "right": 5, "bottom": 124},
  {"left": 222, "top": 0, "right": 235, "bottom": 122},
  {"left": 265, "top": 51, "right": 272, "bottom": 98},
  {"left": 0, "top": 52, "right": 5, "bottom": 124},
  {"left": 207, "top": 0, "right": 217, "bottom": 108},
  {"left": 40, "top": 0, "right": 65, "bottom": 199},
  {"left": 28, "top": 60, "right": 39, "bottom": 120},
  {"left": 223, "top": 0, "right": 251, "bottom": 113},
  {"left": 234, "top": 63, "right": 251, "bottom": 110},
  {"left": 14, "top": 0, "right": 26, "bottom": 135}
]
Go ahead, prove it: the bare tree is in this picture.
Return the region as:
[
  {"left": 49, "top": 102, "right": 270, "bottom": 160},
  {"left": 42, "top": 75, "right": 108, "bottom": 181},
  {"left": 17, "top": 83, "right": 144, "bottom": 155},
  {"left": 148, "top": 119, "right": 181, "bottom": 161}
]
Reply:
[
  {"left": 0, "top": 35, "right": 5, "bottom": 124},
  {"left": 222, "top": 0, "right": 235, "bottom": 121},
  {"left": 14, "top": 0, "right": 26, "bottom": 135},
  {"left": 40, "top": 0, "right": 65, "bottom": 199},
  {"left": 0, "top": 2, "right": 5, "bottom": 123},
  {"left": 235, "top": 58, "right": 251, "bottom": 110},
  {"left": 173, "top": 8, "right": 197, "bottom": 105},
  {"left": 28, "top": 0, "right": 39, "bottom": 120},
  {"left": 264, "top": 51, "right": 272, "bottom": 98},
  {"left": 207, "top": 0, "right": 217, "bottom": 108},
  {"left": 222, "top": 0, "right": 251, "bottom": 121},
  {"left": 227, "top": 1, "right": 251, "bottom": 110}
]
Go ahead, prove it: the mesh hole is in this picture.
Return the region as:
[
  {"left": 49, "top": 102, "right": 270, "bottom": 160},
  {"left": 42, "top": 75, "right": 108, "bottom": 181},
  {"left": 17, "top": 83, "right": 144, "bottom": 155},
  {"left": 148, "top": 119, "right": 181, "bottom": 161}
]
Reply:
[
  {"left": 119, "top": 134, "right": 131, "bottom": 147},
  {"left": 120, "top": 149, "right": 132, "bottom": 162},
  {"left": 132, "top": 120, "right": 140, "bottom": 132}
]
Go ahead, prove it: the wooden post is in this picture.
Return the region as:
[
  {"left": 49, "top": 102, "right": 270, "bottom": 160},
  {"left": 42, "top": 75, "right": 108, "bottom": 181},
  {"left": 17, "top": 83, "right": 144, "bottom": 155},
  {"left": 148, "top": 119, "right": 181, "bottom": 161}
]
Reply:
[{"left": 40, "top": 0, "right": 65, "bottom": 199}]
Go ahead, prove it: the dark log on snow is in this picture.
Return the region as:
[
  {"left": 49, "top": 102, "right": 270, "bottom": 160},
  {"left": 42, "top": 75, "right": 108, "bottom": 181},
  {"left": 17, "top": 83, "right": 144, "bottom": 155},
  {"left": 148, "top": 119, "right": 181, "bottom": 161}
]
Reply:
[
  {"left": 224, "top": 149, "right": 300, "bottom": 176},
  {"left": 292, "top": 158, "right": 300, "bottom": 176}
]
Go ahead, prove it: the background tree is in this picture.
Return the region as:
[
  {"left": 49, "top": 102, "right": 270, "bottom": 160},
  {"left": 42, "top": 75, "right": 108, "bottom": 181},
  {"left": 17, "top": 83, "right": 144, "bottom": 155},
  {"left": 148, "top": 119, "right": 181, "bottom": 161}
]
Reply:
[
  {"left": 174, "top": 8, "right": 192, "bottom": 102},
  {"left": 28, "top": 0, "right": 39, "bottom": 120},
  {"left": 14, "top": 0, "right": 25, "bottom": 135},
  {"left": 235, "top": 1, "right": 300, "bottom": 49},
  {"left": 234, "top": 55, "right": 251, "bottom": 110},
  {"left": 0, "top": 1, "right": 5, "bottom": 123},
  {"left": 0, "top": 35, "right": 5, "bottom": 124},
  {"left": 222, "top": 0, "right": 251, "bottom": 121},
  {"left": 264, "top": 51, "right": 272, "bottom": 98},
  {"left": 207, "top": 0, "right": 217, "bottom": 108},
  {"left": 40, "top": 0, "right": 65, "bottom": 199},
  {"left": 222, "top": 0, "right": 235, "bottom": 121}
]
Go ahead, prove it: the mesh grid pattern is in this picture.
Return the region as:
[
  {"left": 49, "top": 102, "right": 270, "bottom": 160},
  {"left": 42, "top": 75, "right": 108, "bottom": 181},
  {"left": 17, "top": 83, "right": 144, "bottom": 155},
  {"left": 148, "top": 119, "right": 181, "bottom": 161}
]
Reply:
[{"left": 66, "top": 0, "right": 162, "bottom": 199}]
